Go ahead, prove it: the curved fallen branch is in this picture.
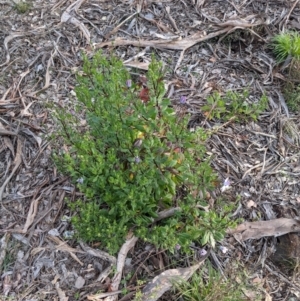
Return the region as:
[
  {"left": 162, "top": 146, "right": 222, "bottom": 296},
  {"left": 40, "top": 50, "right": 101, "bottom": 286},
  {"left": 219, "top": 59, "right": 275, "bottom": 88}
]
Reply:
[{"left": 87, "top": 236, "right": 138, "bottom": 301}]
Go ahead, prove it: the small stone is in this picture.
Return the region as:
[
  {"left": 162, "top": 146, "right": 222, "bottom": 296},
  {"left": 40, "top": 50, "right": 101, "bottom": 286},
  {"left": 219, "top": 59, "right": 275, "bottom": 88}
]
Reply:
[{"left": 75, "top": 276, "right": 85, "bottom": 289}]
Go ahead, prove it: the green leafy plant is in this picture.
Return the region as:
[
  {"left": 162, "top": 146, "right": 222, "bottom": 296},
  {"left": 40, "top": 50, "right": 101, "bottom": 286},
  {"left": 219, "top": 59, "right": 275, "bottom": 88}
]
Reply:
[
  {"left": 272, "top": 31, "right": 300, "bottom": 113},
  {"left": 283, "top": 81, "right": 300, "bottom": 112},
  {"left": 0, "top": 250, "right": 14, "bottom": 273},
  {"left": 174, "top": 261, "right": 262, "bottom": 301},
  {"left": 53, "top": 51, "right": 232, "bottom": 254},
  {"left": 201, "top": 92, "right": 227, "bottom": 120},
  {"left": 133, "top": 290, "right": 143, "bottom": 301},
  {"left": 272, "top": 31, "right": 300, "bottom": 63},
  {"left": 282, "top": 59, "right": 300, "bottom": 113},
  {"left": 202, "top": 90, "right": 268, "bottom": 122},
  {"left": 13, "top": 1, "right": 31, "bottom": 14},
  {"left": 198, "top": 198, "right": 239, "bottom": 248},
  {"left": 0, "top": 239, "right": 16, "bottom": 273},
  {"left": 225, "top": 90, "right": 268, "bottom": 121}
]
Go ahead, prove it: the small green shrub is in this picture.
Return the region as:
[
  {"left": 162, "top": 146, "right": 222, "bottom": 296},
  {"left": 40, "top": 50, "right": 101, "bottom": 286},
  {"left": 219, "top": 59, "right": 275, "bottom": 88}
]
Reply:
[
  {"left": 283, "top": 81, "right": 300, "bottom": 112},
  {"left": 202, "top": 90, "right": 268, "bottom": 121},
  {"left": 53, "top": 52, "right": 235, "bottom": 254},
  {"left": 272, "top": 31, "right": 300, "bottom": 63},
  {"left": 13, "top": 1, "right": 31, "bottom": 14},
  {"left": 272, "top": 31, "right": 300, "bottom": 113},
  {"left": 201, "top": 92, "right": 227, "bottom": 120}
]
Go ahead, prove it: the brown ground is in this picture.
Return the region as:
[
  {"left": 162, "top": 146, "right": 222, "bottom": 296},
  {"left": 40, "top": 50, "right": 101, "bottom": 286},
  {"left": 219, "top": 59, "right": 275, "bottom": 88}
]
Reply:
[{"left": 1, "top": 0, "right": 300, "bottom": 300}]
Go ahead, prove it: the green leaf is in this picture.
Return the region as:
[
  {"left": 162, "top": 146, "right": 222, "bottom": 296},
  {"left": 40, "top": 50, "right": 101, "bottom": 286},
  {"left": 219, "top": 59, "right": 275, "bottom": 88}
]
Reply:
[{"left": 201, "top": 231, "right": 210, "bottom": 246}]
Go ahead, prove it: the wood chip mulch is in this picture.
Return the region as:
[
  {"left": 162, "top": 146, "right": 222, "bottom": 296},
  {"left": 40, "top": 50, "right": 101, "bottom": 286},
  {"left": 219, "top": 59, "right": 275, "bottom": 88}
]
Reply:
[{"left": 0, "top": 0, "right": 300, "bottom": 300}]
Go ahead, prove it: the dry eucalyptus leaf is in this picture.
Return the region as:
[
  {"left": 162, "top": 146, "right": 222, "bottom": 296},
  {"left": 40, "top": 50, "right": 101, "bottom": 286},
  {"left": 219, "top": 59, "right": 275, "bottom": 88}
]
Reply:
[
  {"left": 141, "top": 254, "right": 209, "bottom": 301},
  {"left": 228, "top": 218, "right": 300, "bottom": 241}
]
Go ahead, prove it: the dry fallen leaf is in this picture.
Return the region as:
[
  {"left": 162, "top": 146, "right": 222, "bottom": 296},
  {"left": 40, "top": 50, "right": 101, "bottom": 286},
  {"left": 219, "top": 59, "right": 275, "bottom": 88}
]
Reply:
[
  {"left": 252, "top": 277, "right": 263, "bottom": 284},
  {"left": 3, "top": 275, "right": 12, "bottom": 296},
  {"left": 246, "top": 200, "right": 257, "bottom": 208},
  {"left": 55, "top": 281, "right": 69, "bottom": 301},
  {"left": 140, "top": 252, "right": 209, "bottom": 301},
  {"left": 227, "top": 218, "right": 300, "bottom": 241}
]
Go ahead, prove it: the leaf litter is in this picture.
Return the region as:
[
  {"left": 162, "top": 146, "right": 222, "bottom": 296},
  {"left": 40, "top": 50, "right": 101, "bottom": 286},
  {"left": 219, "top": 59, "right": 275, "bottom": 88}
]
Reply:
[{"left": 0, "top": 0, "right": 300, "bottom": 300}]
